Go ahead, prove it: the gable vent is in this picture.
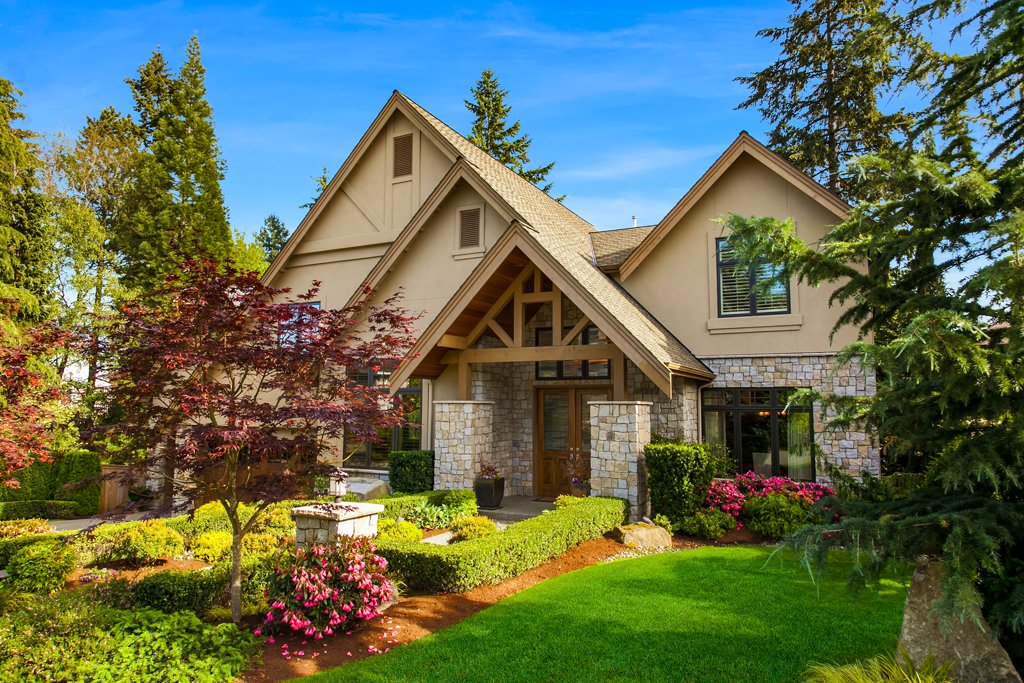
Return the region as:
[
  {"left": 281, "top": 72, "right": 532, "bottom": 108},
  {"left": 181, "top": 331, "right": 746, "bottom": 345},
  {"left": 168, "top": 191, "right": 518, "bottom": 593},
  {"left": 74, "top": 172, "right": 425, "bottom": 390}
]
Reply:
[
  {"left": 458, "top": 208, "right": 482, "bottom": 249},
  {"left": 393, "top": 133, "right": 413, "bottom": 177}
]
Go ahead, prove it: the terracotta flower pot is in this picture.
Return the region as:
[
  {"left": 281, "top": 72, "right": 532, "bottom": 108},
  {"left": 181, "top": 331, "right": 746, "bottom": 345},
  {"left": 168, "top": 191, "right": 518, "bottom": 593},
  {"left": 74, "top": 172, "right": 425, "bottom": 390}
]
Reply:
[{"left": 569, "top": 482, "right": 590, "bottom": 498}]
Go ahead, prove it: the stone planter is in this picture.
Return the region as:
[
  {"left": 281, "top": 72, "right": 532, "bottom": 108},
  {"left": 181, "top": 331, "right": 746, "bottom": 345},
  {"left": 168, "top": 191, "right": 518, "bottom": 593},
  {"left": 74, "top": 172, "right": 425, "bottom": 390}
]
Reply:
[{"left": 474, "top": 477, "right": 505, "bottom": 509}]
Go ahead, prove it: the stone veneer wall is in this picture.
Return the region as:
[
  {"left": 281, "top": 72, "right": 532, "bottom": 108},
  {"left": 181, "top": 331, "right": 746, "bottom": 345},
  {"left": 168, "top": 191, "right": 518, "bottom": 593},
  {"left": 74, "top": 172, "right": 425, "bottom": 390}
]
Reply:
[
  {"left": 433, "top": 401, "right": 493, "bottom": 490},
  {"left": 700, "top": 354, "right": 879, "bottom": 475},
  {"left": 589, "top": 401, "right": 652, "bottom": 521},
  {"left": 626, "top": 363, "right": 700, "bottom": 441}
]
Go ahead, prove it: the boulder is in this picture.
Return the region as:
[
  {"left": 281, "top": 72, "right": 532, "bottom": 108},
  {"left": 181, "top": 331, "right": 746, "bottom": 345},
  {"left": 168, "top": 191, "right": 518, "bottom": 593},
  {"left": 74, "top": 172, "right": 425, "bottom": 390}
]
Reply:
[
  {"left": 345, "top": 477, "right": 390, "bottom": 501},
  {"left": 900, "top": 561, "right": 1021, "bottom": 683},
  {"left": 611, "top": 523, "right": 672, "bottom": 549}
]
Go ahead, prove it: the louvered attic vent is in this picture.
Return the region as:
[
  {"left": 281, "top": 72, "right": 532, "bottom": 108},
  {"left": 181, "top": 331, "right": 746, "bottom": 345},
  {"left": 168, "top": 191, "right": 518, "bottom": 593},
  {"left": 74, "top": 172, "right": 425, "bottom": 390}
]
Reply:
[
  {"left": 393, "top": 133, "right": 413, "bottom": 177},
  {"left": 458, "top": 208, "right": 481, "bottom": 249}
]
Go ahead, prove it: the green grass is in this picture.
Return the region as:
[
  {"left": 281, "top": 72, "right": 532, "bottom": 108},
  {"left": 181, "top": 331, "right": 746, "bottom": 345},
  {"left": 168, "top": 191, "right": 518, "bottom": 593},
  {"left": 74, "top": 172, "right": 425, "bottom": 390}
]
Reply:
[{"left": 302, "top": 546, "right": 909, "bottom": 683}]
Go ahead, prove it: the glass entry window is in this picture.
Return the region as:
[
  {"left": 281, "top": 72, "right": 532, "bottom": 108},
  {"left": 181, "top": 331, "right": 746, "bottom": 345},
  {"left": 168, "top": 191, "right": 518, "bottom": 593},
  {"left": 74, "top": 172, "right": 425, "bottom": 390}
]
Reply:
[
  {"left": 701, "top": 387, "right": 814, "bottom": 480},
  {"left": 536, "top": 387, "right": 610, "bottom": 497},
  {"left": 345, "top": 371, "right": 422, "bottom": 469}
]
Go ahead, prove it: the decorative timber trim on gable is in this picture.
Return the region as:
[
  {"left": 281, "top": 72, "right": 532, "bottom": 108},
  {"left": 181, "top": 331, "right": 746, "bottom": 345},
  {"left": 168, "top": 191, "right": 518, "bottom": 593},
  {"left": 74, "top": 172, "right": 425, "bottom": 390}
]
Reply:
[
  {"left": 388, "top": 223, "right": 713, "bottom": 399},
  {"left": 262, "top": 91, "right": 479, "bottom": 284},
  {"left": 618, "top": 131, "right": 851, "bottom": 280}
]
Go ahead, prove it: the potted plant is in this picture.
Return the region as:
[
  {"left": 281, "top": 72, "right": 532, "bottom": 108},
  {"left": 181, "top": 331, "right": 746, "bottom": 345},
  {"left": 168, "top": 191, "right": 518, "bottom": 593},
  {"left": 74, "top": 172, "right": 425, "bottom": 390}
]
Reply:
[
  {"left": 474, "top": 464, "right": 505, "bottom": 509},
  {"left": 568, "top": 452, "right": 590, "bottom": 498}
]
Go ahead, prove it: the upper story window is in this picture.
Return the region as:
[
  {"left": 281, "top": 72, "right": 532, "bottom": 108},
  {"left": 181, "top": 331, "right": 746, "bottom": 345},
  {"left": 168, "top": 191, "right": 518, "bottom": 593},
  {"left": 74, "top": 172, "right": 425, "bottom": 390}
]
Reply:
[
  {"left": 393, "top": 133, "right": 413, "bottom": 178},
  {"left": 278, "top": 301, "right": 320, "bottom": 347},
  {"left": 716, "top": 237, "right": 789, "bottom": 317}
]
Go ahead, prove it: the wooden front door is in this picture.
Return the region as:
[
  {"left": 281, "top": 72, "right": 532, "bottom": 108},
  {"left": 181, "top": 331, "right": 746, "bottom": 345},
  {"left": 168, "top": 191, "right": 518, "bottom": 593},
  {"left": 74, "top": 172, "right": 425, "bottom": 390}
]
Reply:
[{"left": 535, "top": 387, "right": 611, "bottom": 498}]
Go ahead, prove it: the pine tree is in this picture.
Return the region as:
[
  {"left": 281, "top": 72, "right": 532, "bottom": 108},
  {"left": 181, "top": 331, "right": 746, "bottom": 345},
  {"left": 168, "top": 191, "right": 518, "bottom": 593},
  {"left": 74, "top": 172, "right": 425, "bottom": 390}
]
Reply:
[
  {"left": 737, "top": 0, "right": 926, "bottom": 199},
  {"left": 299, "top": 167, "right": 329, "bottom": 209},
  {"left": 255, "top": 214, "right": 288, "bottom": 262},
  {"left": 118, "top": 37, "right": 232, "bottom": 295},
  {"left": 0, "top": 78, "right": 53, "bottom": 320},
  {"left": 723, "top": 0, "right": 1024, "bottom": 655},
  {"left": 465, "top": 69, "right": 559, "bottom": 198}
]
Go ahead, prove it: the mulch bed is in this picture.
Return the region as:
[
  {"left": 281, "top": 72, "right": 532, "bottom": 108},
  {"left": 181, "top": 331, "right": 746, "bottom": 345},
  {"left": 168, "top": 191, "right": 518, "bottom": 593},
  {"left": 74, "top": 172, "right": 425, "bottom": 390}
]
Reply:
[{"left": 65, "top": 558, "right": 211, "bottom": 590}]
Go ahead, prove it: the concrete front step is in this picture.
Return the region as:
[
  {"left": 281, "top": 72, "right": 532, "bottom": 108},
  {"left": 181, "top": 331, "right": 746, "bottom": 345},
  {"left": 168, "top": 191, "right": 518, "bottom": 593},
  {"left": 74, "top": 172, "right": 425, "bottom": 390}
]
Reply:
[{"left": 477, "top": 495, "right": 554, "bottom": 523}]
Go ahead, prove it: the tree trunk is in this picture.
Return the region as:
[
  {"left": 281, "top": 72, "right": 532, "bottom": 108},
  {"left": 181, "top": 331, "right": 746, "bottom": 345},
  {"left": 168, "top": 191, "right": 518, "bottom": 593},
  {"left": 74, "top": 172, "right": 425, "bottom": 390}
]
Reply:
[{"left": 231, "top": 531, "right": 243, "bottom": 624}]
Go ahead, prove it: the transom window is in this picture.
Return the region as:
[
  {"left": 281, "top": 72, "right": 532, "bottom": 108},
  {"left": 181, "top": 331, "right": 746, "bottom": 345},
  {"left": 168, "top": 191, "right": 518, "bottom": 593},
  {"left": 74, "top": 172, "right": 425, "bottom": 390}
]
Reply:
[
  {"left": 344, "top": 368, "right": 422, "bottom": 469},
  {"left": 701, "top": 387, "right": 814, "bottom": 480},
  {"left": 716, "top": 237, "right": 789, "bottom": 316},
  {"left": 535, "top": 325, "right": 610, "bottom": 380}
]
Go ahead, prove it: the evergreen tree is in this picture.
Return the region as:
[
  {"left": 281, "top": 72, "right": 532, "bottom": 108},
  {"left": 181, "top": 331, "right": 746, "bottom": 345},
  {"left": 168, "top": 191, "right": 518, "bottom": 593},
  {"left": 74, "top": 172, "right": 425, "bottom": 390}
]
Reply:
[
  {"left": 231, "top": 229, "right": 269, "bottom": 275},
  {"left": 465, "top": 69, "right": 559, "bottom": 198},
  {"left": 723, "top": 0, "right": 1024, "bottom": 657},
  {"left": 0, "top": 78, "right": 53, "bottom": 320},
  {"left": 118, "top": 37, "right": 231, "bottom": 295},
  {"left": 737, "top": 0, "right": 926, "bottom": 199},
  {"left": 255, "top": 213, "right": 288, "bottom": 262},
  {"left": 298, "top": 167, "right": 329, "bottom": 209}
]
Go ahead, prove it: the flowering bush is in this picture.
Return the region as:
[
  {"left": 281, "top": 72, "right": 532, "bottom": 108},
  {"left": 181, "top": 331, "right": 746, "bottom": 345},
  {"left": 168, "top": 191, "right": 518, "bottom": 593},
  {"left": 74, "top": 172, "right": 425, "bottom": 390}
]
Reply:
[
  {"left": 733, "top": 472, "right": 833, "bottom": 503},
  {"left": 706, "top": 480, "right": 746, "bottom": 526},
  {"left": 0, "top": 518, "right": 51, "bottom": 539},
  {"left": 260, "top": 537, "right": 392, "bottom": 639}
]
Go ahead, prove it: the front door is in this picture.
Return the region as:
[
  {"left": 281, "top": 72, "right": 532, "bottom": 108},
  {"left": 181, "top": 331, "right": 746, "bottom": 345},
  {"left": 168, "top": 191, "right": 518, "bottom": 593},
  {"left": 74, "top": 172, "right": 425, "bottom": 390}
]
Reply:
[{"left": 535, "top": 387, "right": 611, "bottom": 498}]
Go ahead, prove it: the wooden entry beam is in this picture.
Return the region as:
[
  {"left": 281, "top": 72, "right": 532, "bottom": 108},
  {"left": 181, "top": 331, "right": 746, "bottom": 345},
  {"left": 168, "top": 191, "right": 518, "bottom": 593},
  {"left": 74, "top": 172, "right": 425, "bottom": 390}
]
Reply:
[{"left": 442, "top": 343, "right": 615, "bottom": 365}]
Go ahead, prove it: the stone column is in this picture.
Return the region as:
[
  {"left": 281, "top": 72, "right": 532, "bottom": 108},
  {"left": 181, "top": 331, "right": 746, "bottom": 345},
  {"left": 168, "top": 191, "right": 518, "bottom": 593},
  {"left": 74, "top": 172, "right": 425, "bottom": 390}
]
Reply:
[
  {"left": 589, "top": 401, "right": 652, "bottom": 522},
  {"left": 433, "top": 401, "right": 494, "bottom": 490}
]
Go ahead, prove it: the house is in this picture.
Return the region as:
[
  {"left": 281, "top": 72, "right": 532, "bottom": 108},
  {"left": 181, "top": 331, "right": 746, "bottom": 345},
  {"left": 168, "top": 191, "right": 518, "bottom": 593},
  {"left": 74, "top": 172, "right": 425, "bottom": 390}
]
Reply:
[{"left": 263, "top": 91, "right": 877, "bottom": 517}]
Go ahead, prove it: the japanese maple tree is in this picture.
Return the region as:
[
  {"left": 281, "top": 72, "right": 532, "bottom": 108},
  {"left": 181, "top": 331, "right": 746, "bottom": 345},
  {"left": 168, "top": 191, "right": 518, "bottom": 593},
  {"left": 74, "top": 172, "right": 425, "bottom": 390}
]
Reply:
[
  {"left": 97, "top": 261, "right": 416, "bottom": 622},
  {"left": 0, "top": 301, "right": 68, "bottom": 487}
]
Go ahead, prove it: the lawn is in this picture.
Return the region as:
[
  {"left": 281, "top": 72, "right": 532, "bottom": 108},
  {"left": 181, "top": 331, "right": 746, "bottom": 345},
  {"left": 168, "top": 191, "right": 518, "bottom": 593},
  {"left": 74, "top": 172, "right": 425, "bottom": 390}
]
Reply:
[{"left": 303, "top": 546, "right": 909, "bottom": 683}]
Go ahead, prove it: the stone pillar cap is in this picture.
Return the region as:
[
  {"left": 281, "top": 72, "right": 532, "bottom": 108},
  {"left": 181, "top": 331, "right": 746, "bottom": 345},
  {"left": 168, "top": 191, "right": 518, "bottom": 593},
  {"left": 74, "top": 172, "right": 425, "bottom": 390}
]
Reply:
[{"left": 290, "top": 501, "right": 385, "bottom": 520}]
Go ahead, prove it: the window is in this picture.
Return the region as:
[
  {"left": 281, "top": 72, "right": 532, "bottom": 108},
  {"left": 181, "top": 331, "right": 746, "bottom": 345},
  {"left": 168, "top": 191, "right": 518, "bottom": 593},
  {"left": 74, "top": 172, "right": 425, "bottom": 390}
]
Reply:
[
  {"left": 458, "top": 207, "right": 481, "bottom": 249},
  {"left": 344, "top": 370, "right": 421, "bottom": 469},
  {"left": 716, "top": 237, "right": 789, "bottom": 316},
  {"left": 535, "top": 325, "right": 611, "bottom": 380},
  {"left": 701, "top": 387, "right": 814, "bottom": 480},
  {"left": 393, "top": 133, "right": 413, "bottom": 177},
  {"left": 278, "top": 301, "right": 320, "bottom": 347}
]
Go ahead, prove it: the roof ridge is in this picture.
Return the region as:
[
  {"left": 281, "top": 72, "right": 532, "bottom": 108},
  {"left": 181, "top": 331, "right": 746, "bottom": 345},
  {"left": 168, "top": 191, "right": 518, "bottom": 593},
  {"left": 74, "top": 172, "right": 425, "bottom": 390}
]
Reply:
[{"left": 395, "top": 91, "right": 595, "bottom": 235}]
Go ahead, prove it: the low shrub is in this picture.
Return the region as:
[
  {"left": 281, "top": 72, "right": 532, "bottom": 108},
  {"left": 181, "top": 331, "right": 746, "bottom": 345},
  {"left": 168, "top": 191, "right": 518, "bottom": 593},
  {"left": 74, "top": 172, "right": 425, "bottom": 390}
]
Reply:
[
  {"left": 7, "top": 540, "right": 77, "bottom": 594},
  {"left": 678, "top": 509, "right": 737, "bottom": 540},
  {"left": 646, "top": 441, "right": 725, "bottom": 527},
  {"left": 100, "top": 519, "right": 184, "bottom": 566},
  {"left": 0, "top": 584, "right": 35, "bottom": 616},
  {"left": 652, "top": 513, "right": 676, "bottom": 533},
  {"left": 378, "top": 496, "right": 628, "bottom": 592},
  {"left": 803, "top": 649, "right": 954, "bottom": 682},
  {"left": 743, "top": 492, "right": 812, "bottom": 540},
  {"left": 166, "top": 501, "right": 256, "bottom": 540},
  {"left": 261, "top": 537, "right": 393, "bottom": 638},
  {"left": 250, "top": 506, "right": 295, "bottom": 538},
  {"left": 376, "top": 518, "right": 423, "bottom": 543},
  {"left": 0, "top": 531, "right": 73, "bottom": 568},
  {"left": 0, "top": 518, "right": 51, "bottom": 539},
  {"left": 0, "top": 592, "right": 257, "bottom": 682},
  {"left": 449, "top": 516, "right": 498, "bottom": 543},
  {"left": 380, "top": 489, "right": 477, "bottom": 529},
  {"left": 191, "top": 531, "right": 234, "bottom": 563},
  {"left": 388, "top": 450, "right": 434, "bottom": 493},
  {"left": 52, "top": 450, "right": 102, "bottom": 517},
  {"left": 0, "top": 499, "right": 79, "bottom": 520},
  {"left": 132, "top": 569, "right": 225, "bottom": 616}
]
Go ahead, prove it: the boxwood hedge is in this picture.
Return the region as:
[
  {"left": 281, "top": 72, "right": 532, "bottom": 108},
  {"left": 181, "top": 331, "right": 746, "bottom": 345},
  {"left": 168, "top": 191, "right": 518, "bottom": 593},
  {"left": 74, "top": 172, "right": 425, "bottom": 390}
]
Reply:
[
  {"left": 377, "top": 496, "right": 628, "bottom": 592},
  {"left": 388, "top": 450, "right": 434, "bottom": 493}
]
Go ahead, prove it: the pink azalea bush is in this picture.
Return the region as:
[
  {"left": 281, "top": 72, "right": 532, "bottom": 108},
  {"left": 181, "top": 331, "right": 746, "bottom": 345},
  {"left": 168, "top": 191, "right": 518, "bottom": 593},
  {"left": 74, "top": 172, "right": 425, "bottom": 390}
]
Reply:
[
  {"left": 258, "top": 537, "right": 393, "bottom": 639},
  {"left": 705, "top": 473, "right": 835, "bottom": 530}
]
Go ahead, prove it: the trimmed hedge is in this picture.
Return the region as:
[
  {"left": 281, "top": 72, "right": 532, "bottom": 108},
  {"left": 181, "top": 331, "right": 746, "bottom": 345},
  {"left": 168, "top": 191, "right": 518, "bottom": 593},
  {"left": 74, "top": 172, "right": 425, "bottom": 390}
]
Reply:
[
  {"left": 645, "top": 441, "right": 721, "bottom": 526},
  {"left": 131, "top": 568, "right": 227, "bottom": 615},
  {"left": 377, "top": 496, "right": 628, "bottom": 592},
  {"left": 0, "top": 531, "right": 74, "bottom": 568},
  {"left": 52, "top": 450, "right": 102, "bottom": 516},
  {"left": 0, "top": 460, "right": 55, "bottom": 503},
  {"left": 0, "top": 500, "right": 78, "bottom": 520},
  {"left": 388, "top": 450, "right": 434, "bottom": 494}
]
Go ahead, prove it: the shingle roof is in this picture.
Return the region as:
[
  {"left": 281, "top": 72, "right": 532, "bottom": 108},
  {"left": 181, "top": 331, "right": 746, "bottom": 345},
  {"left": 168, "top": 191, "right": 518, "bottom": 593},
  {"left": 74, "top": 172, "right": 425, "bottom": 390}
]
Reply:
[
  {"left": 591, "top": 226, "right": 656, "bottom": 270},
  {"left": 398, "top": 93, "right": 711, "bottom": 379}
]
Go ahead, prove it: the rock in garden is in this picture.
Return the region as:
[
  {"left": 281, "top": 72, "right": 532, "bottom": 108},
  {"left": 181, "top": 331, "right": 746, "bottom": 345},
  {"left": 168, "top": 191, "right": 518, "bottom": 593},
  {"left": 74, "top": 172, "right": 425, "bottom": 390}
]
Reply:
[
  {"left": 611, "top": 523, "right": 672, "bottom": 549},
  {"left": 900, "top": 561, "right": 1021, "bottom": 683},
  {"left": 345, "top": 477, "right": 390, "bottom": 501}
]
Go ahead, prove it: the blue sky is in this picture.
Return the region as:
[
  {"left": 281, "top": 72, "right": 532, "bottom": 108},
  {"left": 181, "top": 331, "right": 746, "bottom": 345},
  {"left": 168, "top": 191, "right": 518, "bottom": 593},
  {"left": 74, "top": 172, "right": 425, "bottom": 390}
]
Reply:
[{"left": 0, "top": 1, "right": 904, "bottom": 234}]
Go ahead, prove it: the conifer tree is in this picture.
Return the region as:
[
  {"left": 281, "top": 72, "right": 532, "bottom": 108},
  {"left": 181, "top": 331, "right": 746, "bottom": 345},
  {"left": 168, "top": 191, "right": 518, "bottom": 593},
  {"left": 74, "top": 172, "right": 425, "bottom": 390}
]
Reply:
[
  {"left": 299, "top": 167, "right": 329, "bottom": 209},
  {"left": 0, "top": 77, "right": 53, "bottom": 320},
  {"left": 737, "top": 0, "right": 925, "bottom": 199},
  {"left": 118, "top": 37, "right": 232, "bottom": 295},
  {"left": 465, "top": 69, "right": 559, "bottom": 198},
  {"left": 255, "top": 213, "right": 288, "bottom": 262}
]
